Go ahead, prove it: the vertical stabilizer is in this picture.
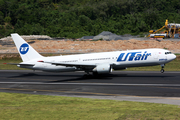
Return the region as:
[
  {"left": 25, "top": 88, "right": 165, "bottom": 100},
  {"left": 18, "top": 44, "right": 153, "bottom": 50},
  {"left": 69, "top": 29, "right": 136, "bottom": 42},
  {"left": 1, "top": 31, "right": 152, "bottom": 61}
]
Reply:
[{"left": 11, "top": 33, "right": 43, "bottom": 62}]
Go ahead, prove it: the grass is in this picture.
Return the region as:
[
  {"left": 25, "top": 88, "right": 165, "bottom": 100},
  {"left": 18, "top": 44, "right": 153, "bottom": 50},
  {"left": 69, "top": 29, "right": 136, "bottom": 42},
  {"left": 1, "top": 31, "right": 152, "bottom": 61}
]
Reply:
[{"left": 0, "top": 92, "right": 180, "bottom": 120}]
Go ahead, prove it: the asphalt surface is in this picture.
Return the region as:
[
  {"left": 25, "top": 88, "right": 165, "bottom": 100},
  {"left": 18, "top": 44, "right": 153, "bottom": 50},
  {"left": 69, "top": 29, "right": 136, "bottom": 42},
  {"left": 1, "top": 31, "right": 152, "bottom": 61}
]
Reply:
[{"left": 1, "top": 70, "right": 180, "bottom": 105}]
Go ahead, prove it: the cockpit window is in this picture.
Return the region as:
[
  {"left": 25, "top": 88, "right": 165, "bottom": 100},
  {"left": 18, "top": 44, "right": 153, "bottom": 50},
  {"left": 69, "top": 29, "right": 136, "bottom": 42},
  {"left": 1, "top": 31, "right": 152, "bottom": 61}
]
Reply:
[{"left": 165, "top": 52, "right": 172, "bottom": 55}]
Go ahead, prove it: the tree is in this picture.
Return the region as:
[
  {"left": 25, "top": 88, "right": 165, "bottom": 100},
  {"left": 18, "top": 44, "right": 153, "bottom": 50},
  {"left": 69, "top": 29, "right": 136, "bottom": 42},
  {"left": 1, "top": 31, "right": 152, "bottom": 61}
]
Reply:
[{"left": 4, "top": 16, "right": 11, "bottom": 23}]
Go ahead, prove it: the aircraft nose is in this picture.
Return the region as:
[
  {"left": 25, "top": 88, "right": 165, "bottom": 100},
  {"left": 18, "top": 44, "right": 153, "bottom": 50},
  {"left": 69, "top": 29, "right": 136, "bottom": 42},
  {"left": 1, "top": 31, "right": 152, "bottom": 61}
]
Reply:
[
  {"left": 171, "top": 54, "right": 176, "bottom": 60},
  {"left": 167, "top": 53, "right": 176, "bottom": 62},
  {"left": 173, "top": 54, "right": 176, "bottom": 60}
]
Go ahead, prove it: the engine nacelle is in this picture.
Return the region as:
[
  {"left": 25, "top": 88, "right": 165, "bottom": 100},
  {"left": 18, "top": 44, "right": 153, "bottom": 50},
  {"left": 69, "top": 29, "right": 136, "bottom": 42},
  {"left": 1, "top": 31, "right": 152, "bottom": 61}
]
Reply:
[{"left": 93, "top": 64, "right": 112, "bottom": 74}]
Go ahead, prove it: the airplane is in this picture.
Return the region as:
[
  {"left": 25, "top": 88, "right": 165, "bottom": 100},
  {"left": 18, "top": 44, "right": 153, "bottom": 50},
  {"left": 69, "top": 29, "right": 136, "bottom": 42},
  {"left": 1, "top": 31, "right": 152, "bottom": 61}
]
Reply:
[{"left": 9, "top": 33, "right": 176, "bottom": 75}]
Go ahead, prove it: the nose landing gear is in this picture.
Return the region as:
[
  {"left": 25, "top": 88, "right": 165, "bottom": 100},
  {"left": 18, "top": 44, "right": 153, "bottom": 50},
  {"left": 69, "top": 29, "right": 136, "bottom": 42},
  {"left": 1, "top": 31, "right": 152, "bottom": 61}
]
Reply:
[{"left": 160, "top": 64, "right": 165, "bottom": 73}]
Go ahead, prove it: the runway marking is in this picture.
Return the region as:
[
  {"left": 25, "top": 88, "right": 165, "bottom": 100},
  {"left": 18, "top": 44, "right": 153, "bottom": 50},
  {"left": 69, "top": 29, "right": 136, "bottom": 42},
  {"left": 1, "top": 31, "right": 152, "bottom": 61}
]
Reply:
[
  {"left": 156, "top": 86, "right": 180, "bottom": 90},
  {"left": 1, "top": 87, "right": 180, "bottom": 100},
  {"left": 1, "top": 82, "right": 180, "bottom": 86}
]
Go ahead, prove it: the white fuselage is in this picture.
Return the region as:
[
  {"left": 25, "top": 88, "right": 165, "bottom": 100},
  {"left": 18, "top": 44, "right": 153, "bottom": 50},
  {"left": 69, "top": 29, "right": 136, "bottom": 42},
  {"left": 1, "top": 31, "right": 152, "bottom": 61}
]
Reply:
[{"left": 19, "top": 48, "right": 176, "bottom": 72}]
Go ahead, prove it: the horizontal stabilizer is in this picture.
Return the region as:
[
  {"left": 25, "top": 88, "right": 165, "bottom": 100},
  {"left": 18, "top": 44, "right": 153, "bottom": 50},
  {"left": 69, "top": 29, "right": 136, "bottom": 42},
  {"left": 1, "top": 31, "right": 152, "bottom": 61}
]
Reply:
[
  {"left": 3, "top": 63, "right": 34, "bottom": 66},
  {"left": 19, "top": 63, "right": 35, "bottom": 66}
]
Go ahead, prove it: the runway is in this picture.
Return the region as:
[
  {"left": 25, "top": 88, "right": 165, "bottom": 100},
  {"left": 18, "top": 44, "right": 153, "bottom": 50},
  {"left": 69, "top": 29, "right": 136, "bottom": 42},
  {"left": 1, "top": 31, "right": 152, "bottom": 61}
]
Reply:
[{"left": 1, "top": 70, "right": 180, "bottom": 105}]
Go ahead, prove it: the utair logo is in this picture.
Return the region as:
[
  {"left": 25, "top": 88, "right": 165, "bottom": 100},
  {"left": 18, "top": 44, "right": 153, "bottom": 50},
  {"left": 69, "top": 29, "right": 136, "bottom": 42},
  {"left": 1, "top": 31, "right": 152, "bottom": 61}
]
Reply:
[
  {"left": 19, "top": 43, "right": 29, "bottom": 55},
  {"left": 117, "top": 51, "right": 151, "bottom": 62}
]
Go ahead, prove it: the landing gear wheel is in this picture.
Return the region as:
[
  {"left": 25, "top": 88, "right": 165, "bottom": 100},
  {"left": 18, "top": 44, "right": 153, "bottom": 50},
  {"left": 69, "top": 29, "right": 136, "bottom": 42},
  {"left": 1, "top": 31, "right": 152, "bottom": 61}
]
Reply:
[
  {"left": 160, "top": 64, "right": 165, "bottom": 73},
  {"left": 160, "top": 69, "right": 164, "bottom": 73}
]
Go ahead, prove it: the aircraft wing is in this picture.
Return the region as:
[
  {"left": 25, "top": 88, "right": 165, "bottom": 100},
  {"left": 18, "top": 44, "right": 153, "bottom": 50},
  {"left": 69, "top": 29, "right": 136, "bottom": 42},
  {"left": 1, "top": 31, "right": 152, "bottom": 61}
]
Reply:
[
  {"left": 50, "top": 62, "right": 97, "bottom": 68},
  {"left": 45, "top": 61, "right": 115, "bottom": 68}
]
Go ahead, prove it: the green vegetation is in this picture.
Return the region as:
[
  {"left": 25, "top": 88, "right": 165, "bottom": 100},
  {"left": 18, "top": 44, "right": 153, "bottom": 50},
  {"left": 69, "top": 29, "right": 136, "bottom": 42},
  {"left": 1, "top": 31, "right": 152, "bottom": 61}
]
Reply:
[
  {"left": 0, "top": 92, "right": 180, "bottom": 120},
  {"left": 0, "top": 0, "right": 180, "bottom": 38},
  {"left": 0, "top": 55, "right": 180, "bottom": 71}
]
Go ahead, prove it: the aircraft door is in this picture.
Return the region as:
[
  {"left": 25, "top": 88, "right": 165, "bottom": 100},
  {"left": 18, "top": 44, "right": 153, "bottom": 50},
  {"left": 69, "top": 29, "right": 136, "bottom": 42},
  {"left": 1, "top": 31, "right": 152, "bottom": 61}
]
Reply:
[
  {"left": 159, "top": 52, "right": 167, "bottom": 60},
  {"left": 153, "top": 52, "right": 159, "bottom": 59}
]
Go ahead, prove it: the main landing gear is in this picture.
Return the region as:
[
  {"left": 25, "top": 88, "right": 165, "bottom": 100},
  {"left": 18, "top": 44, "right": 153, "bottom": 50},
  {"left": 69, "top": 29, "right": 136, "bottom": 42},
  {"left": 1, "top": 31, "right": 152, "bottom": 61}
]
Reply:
[{"left": 160, "top": 64, "right": 165, "bottom": 73}]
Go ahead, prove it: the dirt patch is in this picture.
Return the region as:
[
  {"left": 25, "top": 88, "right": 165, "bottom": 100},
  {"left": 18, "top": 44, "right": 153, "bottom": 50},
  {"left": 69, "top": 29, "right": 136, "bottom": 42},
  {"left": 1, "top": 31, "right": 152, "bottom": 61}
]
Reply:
[{"left": 0, "top": 39, "right": 180, "bottom": 54}]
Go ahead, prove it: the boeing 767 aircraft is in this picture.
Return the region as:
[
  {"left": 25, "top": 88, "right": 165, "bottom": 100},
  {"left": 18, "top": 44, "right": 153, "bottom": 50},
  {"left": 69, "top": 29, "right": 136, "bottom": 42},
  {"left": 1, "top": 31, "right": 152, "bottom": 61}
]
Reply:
[{"left": 10, "top": 33, "right": 176, "bottom": 75}]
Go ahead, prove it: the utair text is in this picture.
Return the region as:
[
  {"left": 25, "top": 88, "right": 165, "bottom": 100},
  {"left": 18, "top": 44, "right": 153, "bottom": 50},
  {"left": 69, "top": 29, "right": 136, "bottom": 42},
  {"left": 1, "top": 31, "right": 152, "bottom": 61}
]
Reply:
[{"left": 117, "top": 51, "right": 151, "bottom": 62}]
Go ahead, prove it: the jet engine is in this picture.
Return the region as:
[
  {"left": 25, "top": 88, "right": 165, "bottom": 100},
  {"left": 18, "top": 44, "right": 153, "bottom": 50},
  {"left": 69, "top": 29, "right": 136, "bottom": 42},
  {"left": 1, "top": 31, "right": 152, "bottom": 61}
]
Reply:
[{"left": 93, "top": 64, "right": 112, "bottom": 74}]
